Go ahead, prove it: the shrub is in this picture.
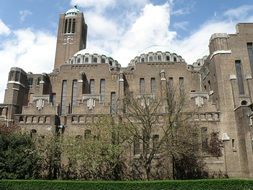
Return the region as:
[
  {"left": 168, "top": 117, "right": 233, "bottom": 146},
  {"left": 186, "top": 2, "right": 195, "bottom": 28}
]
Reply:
[{"left": 0, "top": 179, "right": 253, "bottom": 190}]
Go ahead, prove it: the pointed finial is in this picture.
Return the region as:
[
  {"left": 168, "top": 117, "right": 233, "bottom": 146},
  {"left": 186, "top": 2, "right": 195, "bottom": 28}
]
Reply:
[{"left": 74, "top": 5, "right": 78, "bottom": 9}]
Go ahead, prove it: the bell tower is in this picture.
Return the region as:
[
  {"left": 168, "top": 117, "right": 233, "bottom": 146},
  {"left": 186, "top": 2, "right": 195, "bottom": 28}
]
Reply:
[{"left": 54, "top": 6, "right": 88, "bottom": 69}]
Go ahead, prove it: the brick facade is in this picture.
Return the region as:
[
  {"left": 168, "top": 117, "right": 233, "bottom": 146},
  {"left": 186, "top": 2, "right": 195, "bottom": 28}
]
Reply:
[{"left": 1, "top": 8, "right": 253, "bottom": 178}]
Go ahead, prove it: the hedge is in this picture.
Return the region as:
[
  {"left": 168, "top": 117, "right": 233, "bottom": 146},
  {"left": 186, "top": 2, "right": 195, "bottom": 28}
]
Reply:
[{"left": 0, "top": 179, "right": 253, "bottom": 190}]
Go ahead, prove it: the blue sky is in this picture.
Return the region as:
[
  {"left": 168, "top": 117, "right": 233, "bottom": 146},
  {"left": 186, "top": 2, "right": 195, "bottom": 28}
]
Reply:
[{"left": 0, "top": 0, "right": 253, "bottom": 101}]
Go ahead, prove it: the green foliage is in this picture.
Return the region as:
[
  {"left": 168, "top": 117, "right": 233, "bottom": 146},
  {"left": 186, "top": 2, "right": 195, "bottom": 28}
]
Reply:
[
  {"left": 1, "top": 179, "right": 253, "bottom": 190},
  {"left": 60, "top": 116, "right": 129, "bottom": 180},
  {"left": 174, "top": 154, "right": 208, "bottom": 180},
  {"left": 0, "top": 133, "right": 40, "bottom": 179}
]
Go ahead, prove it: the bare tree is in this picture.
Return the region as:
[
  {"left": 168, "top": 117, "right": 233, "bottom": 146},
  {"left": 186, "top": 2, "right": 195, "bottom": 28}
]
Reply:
[{"left": 123, "top": 83, "right": 204, "bottom": 180}]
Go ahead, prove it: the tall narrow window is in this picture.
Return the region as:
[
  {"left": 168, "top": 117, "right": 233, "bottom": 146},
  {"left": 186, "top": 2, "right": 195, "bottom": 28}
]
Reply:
[
  {"left": 8, "top": 71, "right": 14, "bottom": 81},
  {"left": 71, "top": 80, "right": 78, "bottom": 112},
  {"left": 208, "top": 80, "right": 211, "bottom": 91},
  {"left": 64, "top": 19, "right": 68, "bottom": 33},
  {"left": 133, "top": 136, "right": 141, "bottom": 155},
  {"left": 72, "top": 19, "right": 76, "bottom": 33},
  {"left": 235, "top": 60, "right": 245, "bottom": 95},
  {"left": 61, "top": 80, "right": 67, "bottom": 115},
  {"left": 37, "top": 77, "right": 41, "bottom": 85},
  {"left": 232, "top": 139, "right": 235, "bottom": 149},
  {"left": 152, "top": 134, "right": 159, "bottom": 150},
  {"left": 179, "top": 77, "right": 184, "bottom": 95},
  {"left": 151, "top": 78, "right": 156, "bottom": 94},
  {"left": 90, "top": 79, "right": 95, "bottom": 94},
  {"left": 15, "top": 72, "right": 20, "bottom": 81},
  {"left": 50, "top": 93, "right": 56, "bottom": 106},
  {"left": 28, "top": 78, "right": 33, "bottom": 87},
  {"left": 100, "top": 79, "right": 105, "bottom": 103},
  {"left": 247, "top": 43, "right": 253, "bottom": 75},
  {"left": 140, "top": 78, "right": 145, "bottom": 94},
  {"left": 67, "top": 19, "right": 72, "bottom": 33},
  {"left": 201, "top": 127, "right": 208, "bottom": 152},
  {"left": 110, "top": 92, "right": 116, "bottom": 114},
  {"left": 168, "top": 77, "right": 173, "bottom": 90}
]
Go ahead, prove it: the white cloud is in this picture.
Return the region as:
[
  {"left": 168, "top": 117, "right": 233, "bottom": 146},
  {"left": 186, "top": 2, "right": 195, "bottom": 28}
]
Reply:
[
  {"left": 224, "top": 5, "right": 253, "bottom": 19},
  {"left": 172, "top": 8, "right": 190, "bottom": 16},
  {"left": 70, "top": 0, "right": 116, "bottom": 12},
  {"left": 19, "top": 10, "right": 32, "bottom": 22},
  {"left": 85, "top": 12, "right": 119, "bottom": 40},
  {"left": 173, "top": 21, "right": 235, "bottom": 64},
  {"left": 173, "top": 21, "right": 188, "bottom": 31},
  {"left": 112, "top": 3, "right": 176, "bottom": 65},
  {"left": 0, "top": 28, "right": 56, "bottom": 102},
  {"left": 0, "top": 19, "right": 10, "bottom": 36}
]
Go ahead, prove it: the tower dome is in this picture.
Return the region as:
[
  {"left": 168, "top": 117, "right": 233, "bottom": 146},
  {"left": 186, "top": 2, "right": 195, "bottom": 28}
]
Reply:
[{"left": 65, "top": 6, "right": 80, "bottom": 17}]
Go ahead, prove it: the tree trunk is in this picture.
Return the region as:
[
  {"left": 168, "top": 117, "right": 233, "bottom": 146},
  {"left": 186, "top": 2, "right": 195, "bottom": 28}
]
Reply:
[
  {"left": 172, "top": 155, "right": 176, "bottom": 180},
  {"left": 145, "top": 165, "right": 151, "bottom": 180}
]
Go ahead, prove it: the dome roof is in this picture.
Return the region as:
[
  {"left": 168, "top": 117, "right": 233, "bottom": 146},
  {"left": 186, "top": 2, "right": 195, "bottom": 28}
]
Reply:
[
  {"left": 65, "top": 7, "right": 80, "bottom": 16},
  {"left": 129, "top": 45, "right": 185, "bottom": 66},
  {"left": 74, "top": 48, "right": 112, "bottom": 58},
  {"left": 67, "top": 48, "right": 120, "bottom": 68}
]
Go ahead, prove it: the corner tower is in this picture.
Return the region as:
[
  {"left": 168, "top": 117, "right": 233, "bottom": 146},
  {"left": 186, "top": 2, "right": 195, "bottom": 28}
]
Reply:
[{"left": 54, "top": 7, "right": 88, "bottom": 69}]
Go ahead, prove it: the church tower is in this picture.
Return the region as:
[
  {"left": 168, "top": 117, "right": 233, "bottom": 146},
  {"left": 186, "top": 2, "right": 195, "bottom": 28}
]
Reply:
[{"left": 54, "top": 6, "right": 88, "bottom": 69}]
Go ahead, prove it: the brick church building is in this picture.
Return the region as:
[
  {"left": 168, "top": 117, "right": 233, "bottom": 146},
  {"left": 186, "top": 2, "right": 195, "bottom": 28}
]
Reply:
[{"left": 1, "top": 7, "right": 253, "bottom": 178}]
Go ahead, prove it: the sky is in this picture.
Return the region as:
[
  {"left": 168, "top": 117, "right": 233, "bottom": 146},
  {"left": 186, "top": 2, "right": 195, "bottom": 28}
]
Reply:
[{"left": 0, "top": 0, "right": 253, "bottom": 102}]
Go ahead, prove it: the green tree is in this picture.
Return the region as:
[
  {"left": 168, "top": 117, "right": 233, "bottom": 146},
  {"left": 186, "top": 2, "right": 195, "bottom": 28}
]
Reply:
[
  {"left": 0, "top": 133, "right": 40, "bottom": 179},
  {"left": 35, "top": 135, "right": 62, "bottom": 179},
  {"left": 62, "top": 116, "right": 130, "bottom": 180}
]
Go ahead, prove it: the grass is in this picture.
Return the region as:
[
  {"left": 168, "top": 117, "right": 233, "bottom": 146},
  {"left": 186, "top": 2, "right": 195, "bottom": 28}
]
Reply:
[{"left": 1, "top": 179, "right": 253, "bottom": 190}]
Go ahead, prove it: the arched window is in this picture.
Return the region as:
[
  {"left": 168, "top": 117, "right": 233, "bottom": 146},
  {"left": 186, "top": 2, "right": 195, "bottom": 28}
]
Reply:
[
  {"left": 85, "top": 57, "right": 89, "bottom": 63},
  {"left": 30, "top": 129, "right": 37, "bottom": 138},
  {"left": 93, "top": 57, "right": 98, "bottom": 63},
  {"left": 101, "top": 58, "right": 106, "bottom": 63}
]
